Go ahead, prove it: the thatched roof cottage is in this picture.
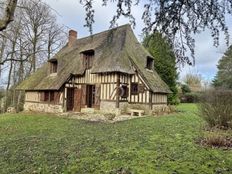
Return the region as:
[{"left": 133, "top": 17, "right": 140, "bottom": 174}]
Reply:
[{"left": 17, "top": 24, "right": 170, "bottom": 114}]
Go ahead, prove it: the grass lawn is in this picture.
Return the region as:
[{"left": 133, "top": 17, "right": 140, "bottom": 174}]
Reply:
[{"left": 0, "top": 104, "right": 231, "bottom": 174}]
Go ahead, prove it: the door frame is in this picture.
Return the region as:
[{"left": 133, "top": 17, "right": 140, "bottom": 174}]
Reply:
[
  {"left": 66, "top": 87, "right": 75, "bottom": 111},
  {"left": 86, "top": 84, "right": 96, "bottom": 108}
]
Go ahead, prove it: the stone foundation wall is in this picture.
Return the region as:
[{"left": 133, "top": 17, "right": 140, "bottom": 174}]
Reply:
[
  {"left": 118, "top": 103, "right": 150, "bottom": 115},
  {"left": 24, "top": 102, "right": 63, "bottom": 113},
  {"left": 122, "top": 103, "right": 168, "bottom": 115},
  {"left": 24, "top": 100, "right": 168, "bottom": 115},
  {"left": 100, "top": 101, "right": 122, "bottom": 115},
  {"left": 152, "top": 104, "right": 168, "bottom": 110},
  {"left": 100, "top": 101, "right": 168, "bottom": 115}
]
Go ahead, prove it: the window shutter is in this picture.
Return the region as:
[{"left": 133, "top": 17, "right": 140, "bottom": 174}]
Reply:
[
  {"left": 54, "top": 91, "right": 60, "bottom": 104},
  {"left": 86, "top": 55, "right": 89, "bottom": 69},
  {"left": 40, "top": 92, "right": 45, "bottom": 101},
  {"left": 94, "top": 84, "right": 101, "bottom": 110},
  {"left": 90, "top": 54, "right": 94, "bottom": 68}
]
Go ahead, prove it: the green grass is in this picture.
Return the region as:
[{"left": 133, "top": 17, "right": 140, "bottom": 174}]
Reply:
[{"left": 0, "top": 104, "right": 231, "bottom": 174}]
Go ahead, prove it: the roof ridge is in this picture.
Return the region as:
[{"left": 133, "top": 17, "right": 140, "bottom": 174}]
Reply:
[{"left": 76, "top": 24, "right": 131, "bottom": 42}]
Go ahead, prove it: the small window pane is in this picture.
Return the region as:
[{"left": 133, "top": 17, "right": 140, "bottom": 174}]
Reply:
[
  {"left": 82, "top": 50, "right": 94, "bottom": 69},
  {"left": 146, "top": 57, "right": 153, "bottom": 70},
  {"left": 44, "top": 91, "right": 49, "bottom": 101},
  {"left": 131, "top": 83, "right": 138, "bottom": 95},
  {"left": 50, "top": 61, "right": 58, "bottom": 73},
  {"left": 121, "top": 85, "right": 129, "bottom": 98}
]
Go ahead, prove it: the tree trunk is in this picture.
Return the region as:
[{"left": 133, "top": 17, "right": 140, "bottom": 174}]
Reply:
[
  {"left": 16, "top": 90, "right": 22, "bottom": 112},
  {"left": 0, "top": 35, "right": 6, "bottom": 77}
]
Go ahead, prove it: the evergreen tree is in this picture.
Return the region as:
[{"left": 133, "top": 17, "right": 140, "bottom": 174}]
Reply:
[
  {"left": 213, "top": 45, "right": 232, "bottom": 89},
  {"left": 143, "top": 32, "right": 179, "bottom": 104}
]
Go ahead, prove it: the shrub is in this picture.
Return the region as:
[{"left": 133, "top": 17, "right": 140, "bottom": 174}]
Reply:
[
  {"left": 198, "top": 89, "right": 232, "bottom": 129},
  {"left": 168, "top": 94, "right": 180, "bottom": 105},
  {"left": 199, "top": 131, "right": 232, "bottom": 149},
  {"left": 181, "top": 84, "right": 191, "bottom": 94},
  {"left": 104, "top": 113, "right": 116, "bottom": 120},
  {"left": 180, "top": 92, "right": 200, "bottom": 103}
]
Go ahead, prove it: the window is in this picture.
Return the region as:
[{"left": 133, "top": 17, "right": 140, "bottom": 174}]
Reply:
[
  {"left": 44, "top": 91, "right": 50, "bottom": 101},
  {"left": 146, "top": 57, "right": 154, "bottom": 70},
  {"left": 41, "top": 91, "right": 55, "bottom": 102},
  {"left": 50, "top": 60, "right": 58, "bottom": 73},
  {"left": 50, "top": 92, "right": 54, "bottom": 101},
  {"left": 131, "top": 83, "right": 139, "bottom": 95},
  {"left": 82, "top": 50, "right": 94, "bottom": 69},
  {"left": 121, "top": 85, "right": 129, "bottom": 98}
]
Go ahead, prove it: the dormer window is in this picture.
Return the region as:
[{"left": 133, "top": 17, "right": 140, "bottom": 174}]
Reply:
[
  {"left": 146, "top": 57, "right": 154, "bottom": 70},
  {"left": 82, "top": 50, "right": 94, "bottom": 69},
  {"left": 49, "top": 59, "right": 58, "bottom": 74}
]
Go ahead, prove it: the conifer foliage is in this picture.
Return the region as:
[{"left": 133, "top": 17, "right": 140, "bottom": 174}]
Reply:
[
  {"left": 143, "top": 32, "right": 179, "bottom": 104},
  {"left": 213, "top": 45, "right": 232, "bottom": 89}
]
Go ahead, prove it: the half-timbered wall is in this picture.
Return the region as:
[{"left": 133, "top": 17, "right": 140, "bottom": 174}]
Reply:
[
  {"left": 25, "top": 92, "right": 40, "bottom": 102},
  {"left": 69, "top": 70, "right": 150, "bottom": 103},
  {"left": 152, "top": 93, "right": 167, "bottom": 104},
  {"left": 129, "top": 73, "right": 149, "bottom": 103},
  {"left": 66, "top": 69, "right": 130, "bottom": 102},
  {"left": 25, "top": 91, "right": 64, "bottom": 104},
  {"left": 65, "top": 69, "right": 167, "bottom": 105},
  {"left": 24, "top": 91, "right": 64, "bottom": 113},
  {"left": 64, "top": 68, "right": 167, "bottom": 114}
]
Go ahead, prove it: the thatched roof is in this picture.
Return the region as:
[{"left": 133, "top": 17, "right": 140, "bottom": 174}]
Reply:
[{"left": 17, "top": 24, "right": 170, "bottom": 93}]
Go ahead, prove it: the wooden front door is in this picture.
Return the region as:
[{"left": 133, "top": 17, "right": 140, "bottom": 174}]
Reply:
[
  {"left": 67, "top": 88, "right": 74, "bottom": 111},
  {"left": 74, "top": 88, "right": 82, "bottom": 112}
]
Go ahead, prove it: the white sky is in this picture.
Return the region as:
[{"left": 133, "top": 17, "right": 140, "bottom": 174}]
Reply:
[
  {"left": 1, "top": 0, "right": 231, "bottom": 86},
  {"left": 44, "top": 0, "right": 232, "bottom": 82}
]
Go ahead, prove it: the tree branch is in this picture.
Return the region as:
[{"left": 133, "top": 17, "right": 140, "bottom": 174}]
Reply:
[{"left": 0, "top": 0, "right": 18, "bottom": 31}]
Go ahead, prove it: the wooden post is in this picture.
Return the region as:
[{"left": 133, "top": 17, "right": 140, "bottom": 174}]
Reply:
[
  {"left": 63, "top": 87, "right": 67, "bottom": 112},
  {"left": 116, "top": 73, "right": 120, "bottom": 108},
  {"left": 149, "top": 91, "right": 152, "bottom": 110}
]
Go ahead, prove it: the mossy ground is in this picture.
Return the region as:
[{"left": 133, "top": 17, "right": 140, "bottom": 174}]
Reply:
[{"left": 0, "top": 104, "right": 231, "bottom": 174}]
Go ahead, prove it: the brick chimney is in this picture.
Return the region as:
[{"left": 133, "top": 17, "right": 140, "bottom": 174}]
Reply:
[{"left": 68, "top": 30, "right": 77, "bottom": 47}]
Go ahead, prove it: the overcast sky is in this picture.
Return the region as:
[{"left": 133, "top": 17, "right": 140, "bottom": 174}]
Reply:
[
  {"left": 46, "top": 0, "right": 232, "bottom": 82},
  {"left": 22, "top": 0, "right": 232, "bottom": 82}
]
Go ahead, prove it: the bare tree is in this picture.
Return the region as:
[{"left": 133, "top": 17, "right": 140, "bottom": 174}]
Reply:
[
  {"left": 46, "top": 21, "right": 66, "bottom": 60},
  {"left": 0, "top": 0, "right": 18, "bottom": 31},
  {"left": 21, "top": 0, "right": 52, "bottom": 72},
  {"left": 183, "top": 72, "right": 202, "bottom": 92},
  {"left": 0, "top": 0, "right": 65, "bottom": 112},
  {"left": 0, "top": 0, "right": 65, "bottom": 69},
  {"left": 80, "top": 0, "right": 232, "bottom": 65},
  {"left": 1, "top": 0, "right": 232, "bottom": 65},
  {"left": 0, "top": 31, "right": 7, "bottom": 76}
]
